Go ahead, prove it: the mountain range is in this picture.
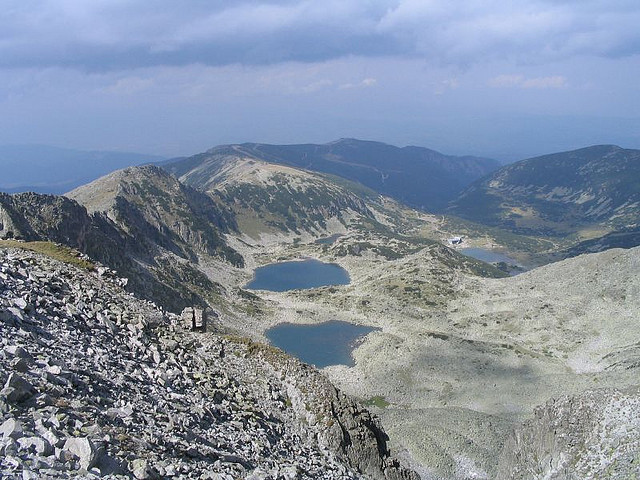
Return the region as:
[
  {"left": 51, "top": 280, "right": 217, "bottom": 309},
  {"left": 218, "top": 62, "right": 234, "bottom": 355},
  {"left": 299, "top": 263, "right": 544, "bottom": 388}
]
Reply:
[
  {"left": 449, "top": 144, "right": 640, "bottom": 237},
  {"left": 165, "top": 139, "right": 500, "bottom": 212},
  {"left": 1, "top": 139, "right": 640, "bottom": 479}
]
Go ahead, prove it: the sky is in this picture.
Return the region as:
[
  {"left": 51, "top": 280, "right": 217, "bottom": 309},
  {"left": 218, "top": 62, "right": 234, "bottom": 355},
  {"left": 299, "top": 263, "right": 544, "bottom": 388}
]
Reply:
[{"left": 1, "top": 0, "right": 639, "bottom": 161}]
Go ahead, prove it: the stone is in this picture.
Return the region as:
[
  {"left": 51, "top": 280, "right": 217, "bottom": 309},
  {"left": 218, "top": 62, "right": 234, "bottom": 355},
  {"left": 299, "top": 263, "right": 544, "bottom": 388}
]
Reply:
[
  {"left": 194, "top": 308, "right": 206, "bottom": 331},
  {"left": 12, "top": 297, "right": 28, "bottom": 310},
  {"left": 0, "top": 418, "right": 23, "bottom": 439},
  {"left": 17, "top": 436, "right": 53, "bottom": 456},
  {"left": 181, "top": 307, "right": 194, "bottom": 330},
  {"left": 5, "top": 346, "right": 32, "bottom": 360},
  {"left": 131, "top": 458, "right": 151, "bottom": 479},
  {"left": 1, "top": 372, "right": 35, "bottom": 404},
  {"left": 63, "top": 437, "right": 98, "bottom": 471}
]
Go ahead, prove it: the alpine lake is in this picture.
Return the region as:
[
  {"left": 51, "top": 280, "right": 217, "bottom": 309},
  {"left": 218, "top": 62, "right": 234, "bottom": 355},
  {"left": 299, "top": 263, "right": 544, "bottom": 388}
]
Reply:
[{"left": 246, "top": 259, "right": 378, "bottom": 367}]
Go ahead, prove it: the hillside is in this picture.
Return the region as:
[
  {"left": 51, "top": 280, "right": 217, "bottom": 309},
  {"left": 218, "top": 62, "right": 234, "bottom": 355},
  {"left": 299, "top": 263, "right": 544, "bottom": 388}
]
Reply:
[
  {"left": 0, "top": 144, "right": 163, "bottom": 194},
  {"left": 0, "top": 166, "right": 245, "bottom": 313},
  {"left": 448, "top": 145, "right": 640, "bottom": 237},
  {"left": 164, "top": 151, "right": 380, "bottom": 239},
  {"left": 0, "top": 245, "right": 416, "bottom": 480},
  {"left": 165, "top": 139, "right": 500, "bottom": 212},
  {"left": 68, "top": 165, "right": 242, "bottom": 266},
  {"left": 317, "top": 245, "right": 640, "bottom": 479}
]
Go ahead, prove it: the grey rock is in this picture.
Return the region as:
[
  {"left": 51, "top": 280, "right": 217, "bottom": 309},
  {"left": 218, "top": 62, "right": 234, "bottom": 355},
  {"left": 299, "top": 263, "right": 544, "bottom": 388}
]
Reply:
[
  {"left": 17, "top": 436, "right": 53, "bottom": 456},
  {"left": 1, "top": 372, "right": 35, "bottom": 404},
  {"left": 131, "top": 458, "right": 153, "bottom": 479},
  {"left": 12, "top": 297, "right": 28, "bottom": 310},
  {"left": 0, "top": 418, "right": 23, "bottom": 439},
  {"left": 5, "top": 345, "right": 32, "bottom": 360},
  {"left": 63, "top": 437, "right": 98, "bottom": 471}
]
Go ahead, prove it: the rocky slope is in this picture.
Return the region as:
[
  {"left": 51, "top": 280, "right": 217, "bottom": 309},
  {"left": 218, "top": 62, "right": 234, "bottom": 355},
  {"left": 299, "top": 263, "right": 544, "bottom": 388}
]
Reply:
[
  {"left": 68, "top": 165, "right": 243, "bottom": 266},
  {"left": 0, "top": 166, "right": 246, "bottom": 313},
  {"left": 497, "top": 387, "right": 640, "bottom": 479},
  {"left": 163, "top": 139, "right": 499, "bottom": 213},
  {"left": 0, "top": 245, "right": 416, "bottom": 479},
  {"left": 448, "top": 145, "right": 640, "bottom": 237}
]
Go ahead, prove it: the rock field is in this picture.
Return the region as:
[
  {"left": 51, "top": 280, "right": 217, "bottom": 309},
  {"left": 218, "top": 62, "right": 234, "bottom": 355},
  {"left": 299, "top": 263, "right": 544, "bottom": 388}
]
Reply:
[{"left": 0, "top": 246, "right": 416, "bottom": 480}]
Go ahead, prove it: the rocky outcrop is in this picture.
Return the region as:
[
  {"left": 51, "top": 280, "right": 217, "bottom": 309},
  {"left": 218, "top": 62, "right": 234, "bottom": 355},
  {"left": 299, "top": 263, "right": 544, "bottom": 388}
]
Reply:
[
  {"left": 496, "top": 388, "right": 640, "bottom": 480},
  {"left": 68, "top": 165, "right": 243, "bottom": 266},
  {"left": 0, "top": 246, "right": 416, "bottom": 479}
]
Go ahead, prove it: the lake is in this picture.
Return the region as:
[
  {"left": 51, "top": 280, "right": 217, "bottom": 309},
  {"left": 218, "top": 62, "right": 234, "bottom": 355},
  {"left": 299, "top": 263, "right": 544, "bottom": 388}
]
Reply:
[
  {"left": 245, "top": 259, "right": 350, "bottom": 291},
  {"left": 266, "top": 320, "right": 379, "bottom": 368}
]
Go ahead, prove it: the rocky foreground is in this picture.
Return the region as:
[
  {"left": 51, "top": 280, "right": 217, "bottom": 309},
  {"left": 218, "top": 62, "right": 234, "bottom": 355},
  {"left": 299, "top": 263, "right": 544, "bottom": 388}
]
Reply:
[{"left": 0, "top": 246, "right": 416, "bottom": 480}]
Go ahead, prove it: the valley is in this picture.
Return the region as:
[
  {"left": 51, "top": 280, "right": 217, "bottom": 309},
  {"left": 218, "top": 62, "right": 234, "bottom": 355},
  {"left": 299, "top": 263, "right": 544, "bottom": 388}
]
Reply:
[
  {"left": 1, "top": 140, "right": 639, "bottom": 479},
  {"left": 211, "top": 221, "right": 640, "bottom": 479}
]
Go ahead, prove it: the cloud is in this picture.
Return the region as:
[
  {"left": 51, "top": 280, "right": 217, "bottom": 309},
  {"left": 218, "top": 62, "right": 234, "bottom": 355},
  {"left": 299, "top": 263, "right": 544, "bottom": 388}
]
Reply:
[
  {"left": 489, "top": 74, "right": 568, "bottom": 89},
  {"left": 521, "top": 76, "right": 568, "bottom": 89},
  {"left": 101, "top": 77, "right": 155, "bottom": 95},
  {"left": 0, "top": 1, "right": 639, "bottom": 71},
  {"left": 339, "top": 78, "right": 378, "bottom": 90}
]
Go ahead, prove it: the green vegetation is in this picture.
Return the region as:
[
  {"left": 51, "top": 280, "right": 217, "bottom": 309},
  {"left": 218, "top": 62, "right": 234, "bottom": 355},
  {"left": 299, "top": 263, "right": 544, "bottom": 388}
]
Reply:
[
  {"left": 363, "top": 395, "right": 390, "bottom": 408},
  {"left": 0, "top": 240, "right": 95, "bottom": 270}
]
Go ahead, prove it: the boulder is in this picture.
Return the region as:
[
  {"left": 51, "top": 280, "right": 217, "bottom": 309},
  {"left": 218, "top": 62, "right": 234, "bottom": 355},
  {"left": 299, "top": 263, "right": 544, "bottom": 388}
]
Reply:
[
  {"left": 63, "top": 437, "right": 98, "bottom": 470},
  {"left": 1, "top": 372, "right": 35, "bottom": 404}
]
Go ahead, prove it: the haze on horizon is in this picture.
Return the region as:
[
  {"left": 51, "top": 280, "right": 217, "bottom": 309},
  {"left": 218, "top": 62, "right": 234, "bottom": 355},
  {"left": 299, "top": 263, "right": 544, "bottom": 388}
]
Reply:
[{"left": 1, "top": 0, "right": 639, "bottom": 161}]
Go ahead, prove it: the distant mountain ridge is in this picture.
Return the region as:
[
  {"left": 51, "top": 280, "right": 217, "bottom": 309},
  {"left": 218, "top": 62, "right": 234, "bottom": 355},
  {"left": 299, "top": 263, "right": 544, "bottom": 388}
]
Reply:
[
  {"left": 0, "top": 144, "right": 164, "bottom": 194},
  {"left": 166, "top": 139, "right": 500, "bottom": 212},
  {"left": 448, "top": 144, "right": 640, "bottom": 236},
  {"left": 164, "top": 149, "right": 381, "bottom": 238}
]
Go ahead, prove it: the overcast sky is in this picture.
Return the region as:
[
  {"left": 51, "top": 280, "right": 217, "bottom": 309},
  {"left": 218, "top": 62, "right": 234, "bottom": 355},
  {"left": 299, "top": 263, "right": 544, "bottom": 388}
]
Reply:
[{"left": 1, "top": 0, "right": 639, "bottom": 160}]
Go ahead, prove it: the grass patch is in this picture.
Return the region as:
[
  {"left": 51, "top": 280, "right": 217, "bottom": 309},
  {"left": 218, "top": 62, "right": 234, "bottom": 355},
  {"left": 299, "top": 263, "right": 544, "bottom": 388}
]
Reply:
[
  {"left": 363, "top": 395, "right": 390, "bottom": 409},
  {"left": 0, "top": 240, "right": 94, "bottom": 270}
]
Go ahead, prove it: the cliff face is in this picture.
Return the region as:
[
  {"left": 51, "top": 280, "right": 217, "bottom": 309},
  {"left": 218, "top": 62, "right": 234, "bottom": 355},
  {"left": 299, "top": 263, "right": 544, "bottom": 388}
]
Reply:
[
  {"left": 68, "top": 164, "right": 243, "bottom": 266},
  {"left": 0, "top": 245, "right": 416, "bottom": 479},
  {"left": 496, "top": 388, "right": 640, "bottom": 480}
]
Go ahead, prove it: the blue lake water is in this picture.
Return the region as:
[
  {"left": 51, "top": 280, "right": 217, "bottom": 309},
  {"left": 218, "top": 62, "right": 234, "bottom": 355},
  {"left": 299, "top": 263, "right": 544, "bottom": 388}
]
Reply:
[
  {"left": 461, "top": 248, "right": 519, "bottom": 265},
  {"left": 266, "top": 320, "right": 379, "bottom": 367},
  {"left": 245, "top": 259, "right": 350, "bottom": 292}
]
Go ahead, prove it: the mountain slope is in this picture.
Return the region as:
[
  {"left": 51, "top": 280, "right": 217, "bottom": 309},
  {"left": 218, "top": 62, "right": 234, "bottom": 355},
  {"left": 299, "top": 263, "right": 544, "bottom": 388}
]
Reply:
[
  {"left": 68, "top": 165, "right": 242, "bottom": 266},
  {"left": 165, "top": 152, "right": 379, "bottom": 238},
  {"left": 0, "top": 245, "right": 417, "bottom": 479},
  {"left": 166, "top": 139, "right": 500, "bottom": 212},
  {"left": 0, "top": 166, "right": 244, "bottom": 312},
  {"left": 0, "top": 144, "right": 163, "bottom": 194},
  {"left": 448, "top": 145, "right": 640, "bottom": 236}
]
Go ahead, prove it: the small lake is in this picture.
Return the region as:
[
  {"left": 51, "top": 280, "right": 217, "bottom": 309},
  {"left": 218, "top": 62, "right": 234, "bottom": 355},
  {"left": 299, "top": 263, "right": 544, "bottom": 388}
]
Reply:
[
  {"left": 461, "top": 247, "right": 519, "bottom": 265},
  {"left": 266, "top": 320, "right": 379, "bottom": 368},
  {"left": 245, "top": 259, "right": 350, "bottom": 292}
]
